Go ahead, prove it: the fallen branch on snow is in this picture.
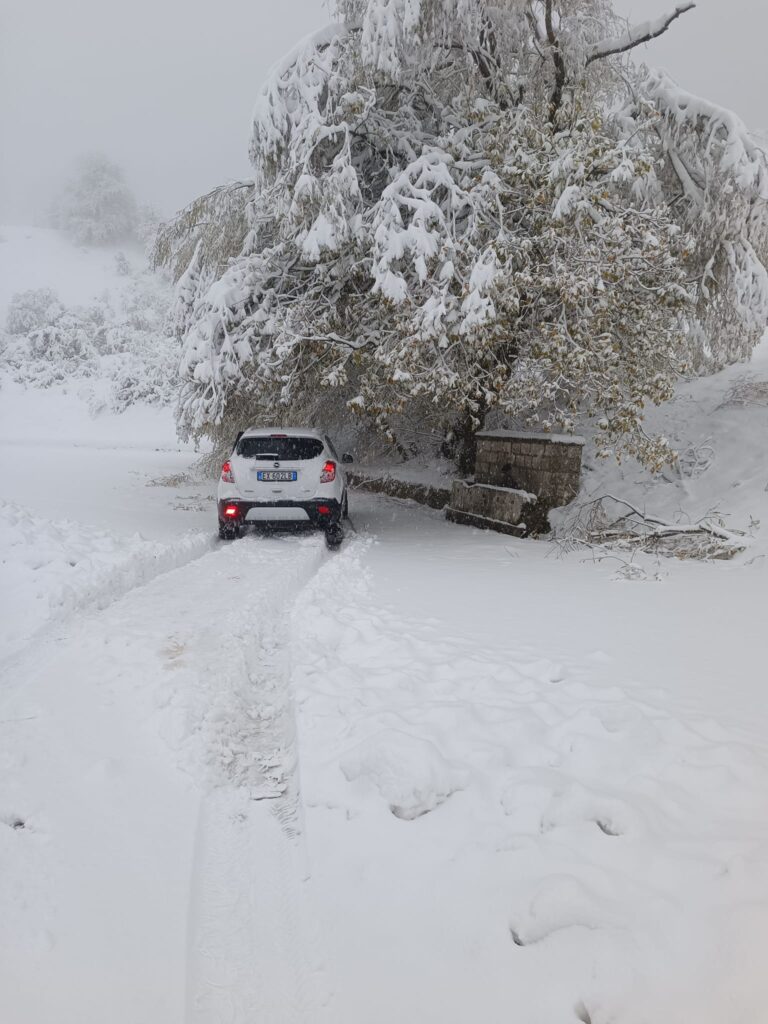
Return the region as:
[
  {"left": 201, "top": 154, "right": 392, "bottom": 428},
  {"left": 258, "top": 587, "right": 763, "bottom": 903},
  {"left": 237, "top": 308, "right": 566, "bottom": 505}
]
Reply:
[
  {"left": 717, "top": 374, "right": 768, "bottom": 410},
  {"left": 556, "top": 493, "right": 746, "bottom": 560}
]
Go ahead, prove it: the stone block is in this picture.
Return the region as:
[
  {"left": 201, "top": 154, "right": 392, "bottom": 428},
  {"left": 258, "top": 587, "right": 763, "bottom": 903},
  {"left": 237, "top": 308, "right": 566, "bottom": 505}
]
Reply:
[{"left": 446, "top": 481, "right": 546, "bottom": 535}]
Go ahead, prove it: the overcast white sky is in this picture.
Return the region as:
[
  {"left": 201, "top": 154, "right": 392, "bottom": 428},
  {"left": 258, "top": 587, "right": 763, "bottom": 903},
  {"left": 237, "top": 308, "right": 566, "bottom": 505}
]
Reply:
[{"left": 1, "top": 0, "right": 765, "bottom": 224}]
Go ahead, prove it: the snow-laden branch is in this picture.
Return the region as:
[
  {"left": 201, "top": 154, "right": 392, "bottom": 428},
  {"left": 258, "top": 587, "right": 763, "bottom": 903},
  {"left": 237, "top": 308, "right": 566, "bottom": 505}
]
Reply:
[
  {"left": 586, "top": 3, "right": 695, "bottom": 65},
  {"left": 645, "top": 68, "right": 767, "bottom": 195}
]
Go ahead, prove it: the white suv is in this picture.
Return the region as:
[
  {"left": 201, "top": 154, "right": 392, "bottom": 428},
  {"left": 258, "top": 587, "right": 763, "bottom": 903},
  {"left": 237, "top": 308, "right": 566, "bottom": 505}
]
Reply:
[{"left": 217, "top": 427, "right": 352, "bottom": 545}]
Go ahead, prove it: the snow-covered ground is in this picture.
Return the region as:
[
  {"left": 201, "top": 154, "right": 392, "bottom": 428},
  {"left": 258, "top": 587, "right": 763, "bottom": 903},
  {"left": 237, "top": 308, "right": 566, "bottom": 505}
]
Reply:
[{"left": 2, "top": 229, "right": 768, "bottom": 1023}]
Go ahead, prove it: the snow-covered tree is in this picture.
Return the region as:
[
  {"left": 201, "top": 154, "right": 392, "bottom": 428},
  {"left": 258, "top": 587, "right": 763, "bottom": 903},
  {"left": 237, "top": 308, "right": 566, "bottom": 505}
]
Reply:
[
  {"left": 638, "top": 70, "right": 768, "bottom": 371},
  {"left": 158, "top": 0, "right": 768, "bottom": 469},
  {"left": 51, "top": 155, "right": 138, "bottom": 246}
]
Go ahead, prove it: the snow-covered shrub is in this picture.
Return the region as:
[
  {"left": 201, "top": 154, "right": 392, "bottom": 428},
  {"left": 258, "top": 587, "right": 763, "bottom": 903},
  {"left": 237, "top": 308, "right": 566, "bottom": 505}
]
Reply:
[
  {"left": 157, "top": 0, "right": 768, "bottom": 470},
  {"left": 0, "top": 267, "right": 178, "bottom": 409},
  {"left": 5, "top": 289, "right": 64, "bottom": 335},
  {"left": 27, "top": 315, "right": 99, "bottom": 371},
  {"left": 2, "top": 307, "right": 101, "bottom": 386},
  {"left": 50, "top": 155, "right": 138, "bottom": 246}
]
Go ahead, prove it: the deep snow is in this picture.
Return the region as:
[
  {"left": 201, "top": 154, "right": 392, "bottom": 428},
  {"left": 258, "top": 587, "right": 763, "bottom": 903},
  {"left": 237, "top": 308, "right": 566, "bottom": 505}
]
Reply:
[{"left": 2, "top": 229, "right": 768, "bottom": 1023}]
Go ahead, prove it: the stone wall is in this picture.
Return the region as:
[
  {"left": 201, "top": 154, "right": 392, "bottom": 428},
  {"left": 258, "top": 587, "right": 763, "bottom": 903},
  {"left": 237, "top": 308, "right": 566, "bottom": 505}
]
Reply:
[
  {"left": 445, "top": 482, "right": 539, "bottom": 536},
  {"left": 347, "top": 471, "right": 451, "bottom": 510},
  {"left": 474, "top": 431, "right": 585, "bottom": 509},
  {"left": 347, "top": 433, "right": 584, "bottom": 538}
]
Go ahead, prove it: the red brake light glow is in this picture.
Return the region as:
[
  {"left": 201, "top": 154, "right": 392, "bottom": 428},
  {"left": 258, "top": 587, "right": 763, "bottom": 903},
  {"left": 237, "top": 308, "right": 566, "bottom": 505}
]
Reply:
[
  {"left": 317, "top": 505, "right": 331, "bottom": 515},
  {"left": 224, "top": 504, "right": 239, "bottom": 517},
  {"left": 320, "top": 460, "right": 336, "bottom": 483},
  {"left": 221, "top": 461, "right": 234, "bottom": 483}
]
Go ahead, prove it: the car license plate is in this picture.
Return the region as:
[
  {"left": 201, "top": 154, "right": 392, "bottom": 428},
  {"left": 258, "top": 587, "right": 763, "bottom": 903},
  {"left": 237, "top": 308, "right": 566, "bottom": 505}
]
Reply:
[{"left": 257, "top": 470, "right": 297, "bottom": 482}]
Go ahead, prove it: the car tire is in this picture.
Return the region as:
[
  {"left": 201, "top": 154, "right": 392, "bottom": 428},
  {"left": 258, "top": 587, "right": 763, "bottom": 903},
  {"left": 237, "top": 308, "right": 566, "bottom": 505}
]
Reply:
[
  {"left": 325, "top": 523, "right": 343, "bottom": 549},
  {"left": 218, "top": 521, "right": 240, "bottom": 541}
]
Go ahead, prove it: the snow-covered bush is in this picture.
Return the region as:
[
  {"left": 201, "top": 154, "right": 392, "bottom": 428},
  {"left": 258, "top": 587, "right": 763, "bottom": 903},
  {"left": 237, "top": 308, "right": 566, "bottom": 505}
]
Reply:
[
  {"left": 50, "top": 155, "right": 138, "bottom": 246},
  {"left": 2, "top": 300, "right": 101, "bottom": 386},
  {"left": 5, "top": 289, "right": 64, "bottom": 336},
  {"left": 27, "top": 315, "right": 100, "bottom": 376},
  {"left": 0, "top": 268, "right": 178, "bottom": 409},
  {"left": 157, "top": 0, "right": 768, "bottom": 469}
]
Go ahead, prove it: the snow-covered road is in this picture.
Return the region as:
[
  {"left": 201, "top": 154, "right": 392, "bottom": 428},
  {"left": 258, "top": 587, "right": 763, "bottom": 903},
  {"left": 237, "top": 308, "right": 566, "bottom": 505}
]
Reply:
[
  {"left": 1, "top": 530, "right": 330, "bottom": 1023},
  {"left": 2, "top": 390, "right": 768, "bottom": 1024}
]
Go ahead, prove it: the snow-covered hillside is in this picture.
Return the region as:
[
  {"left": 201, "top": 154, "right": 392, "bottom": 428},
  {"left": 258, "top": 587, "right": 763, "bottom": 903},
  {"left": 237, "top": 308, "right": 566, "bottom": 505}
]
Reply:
[
  {"left": 0, "top": 226, "right": 145, "bottom": 311},
  {"left": 2, "top": 226, "right": 768, "bottom": 1023},
  {"left": 575, "top": 336, "right": 768, "bottom": 550}
]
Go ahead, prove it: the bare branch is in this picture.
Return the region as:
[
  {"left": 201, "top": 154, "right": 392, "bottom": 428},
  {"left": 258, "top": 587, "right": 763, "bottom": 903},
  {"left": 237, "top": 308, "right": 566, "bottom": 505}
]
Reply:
[{"left": 586, "top": 3, "right": 695, "bottom": 65}]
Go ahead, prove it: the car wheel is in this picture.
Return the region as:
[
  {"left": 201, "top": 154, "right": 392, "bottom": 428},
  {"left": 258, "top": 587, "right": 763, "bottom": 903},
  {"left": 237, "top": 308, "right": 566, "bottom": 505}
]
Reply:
[
  {"left": 325, "top": 522, "right": 343, "bottom": 549},
  {"left": 218, "top": 521, "right": 240, "bottom": 541}
]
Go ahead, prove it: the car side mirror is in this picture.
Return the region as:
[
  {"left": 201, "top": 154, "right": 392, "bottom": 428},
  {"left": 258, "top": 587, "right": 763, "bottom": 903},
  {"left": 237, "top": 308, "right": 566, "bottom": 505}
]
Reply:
[{"left": 341, "top": 453, "right": 354, "bottom": 464}]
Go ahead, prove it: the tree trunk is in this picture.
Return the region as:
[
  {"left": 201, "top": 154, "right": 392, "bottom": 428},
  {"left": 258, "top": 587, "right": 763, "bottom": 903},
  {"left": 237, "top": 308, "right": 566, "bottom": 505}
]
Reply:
[{"left": 451, "top": 404, "right": 487, "bottom": 477}]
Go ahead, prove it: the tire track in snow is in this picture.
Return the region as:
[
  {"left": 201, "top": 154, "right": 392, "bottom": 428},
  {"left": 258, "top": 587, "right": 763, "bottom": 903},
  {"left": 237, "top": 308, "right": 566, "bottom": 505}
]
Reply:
[
  {"left": 185, "top": 535, "right": 338, "bottom": 1024},
  {"left": 0, "top": 527, "right": 336, "bottom": 1024},
  {"left": 0, "top": 500, "right": 217, "bottom": 670}
]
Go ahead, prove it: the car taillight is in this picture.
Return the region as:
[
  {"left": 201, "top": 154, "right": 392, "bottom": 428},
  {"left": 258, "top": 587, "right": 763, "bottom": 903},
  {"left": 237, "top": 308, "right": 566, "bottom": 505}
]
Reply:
[
  {"left": 317, "top": 505, "right": 331, "bottom": 515},
  {"left": 320, "top": 460, "right": 336, "bottom": 483},
  {"left": 223, "top": 504, "right": 239, "bottom": 517},
  {"left": 221, "top": 461, "right": 234, "bottom": 483}
]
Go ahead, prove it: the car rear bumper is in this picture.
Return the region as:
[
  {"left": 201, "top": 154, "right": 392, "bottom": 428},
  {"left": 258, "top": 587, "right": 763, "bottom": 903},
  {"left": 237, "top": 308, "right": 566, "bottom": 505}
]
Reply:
[{"left": 217, "top": 498, "right": 342, "bottom": 527}]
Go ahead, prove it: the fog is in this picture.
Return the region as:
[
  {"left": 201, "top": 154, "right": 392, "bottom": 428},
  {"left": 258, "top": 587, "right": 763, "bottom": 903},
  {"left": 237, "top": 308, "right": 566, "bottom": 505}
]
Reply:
[
  {"left": 1, "top": 0, "right": 765, "bottom": 225},
  {"left": 0, "top": 0, "right": 327, "bottom": 223}
]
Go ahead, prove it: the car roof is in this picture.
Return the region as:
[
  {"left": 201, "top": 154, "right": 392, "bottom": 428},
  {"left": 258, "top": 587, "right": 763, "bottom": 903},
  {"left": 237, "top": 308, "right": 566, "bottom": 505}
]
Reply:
[{"left": 239, "top": 427, "right": 325, "bottom": 440}]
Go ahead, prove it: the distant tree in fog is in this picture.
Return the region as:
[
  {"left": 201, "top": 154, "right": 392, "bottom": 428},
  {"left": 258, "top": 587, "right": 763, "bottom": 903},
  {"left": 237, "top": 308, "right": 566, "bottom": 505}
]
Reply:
[{"left": 51, "top": 155, "right": 138, "bottom": 246}]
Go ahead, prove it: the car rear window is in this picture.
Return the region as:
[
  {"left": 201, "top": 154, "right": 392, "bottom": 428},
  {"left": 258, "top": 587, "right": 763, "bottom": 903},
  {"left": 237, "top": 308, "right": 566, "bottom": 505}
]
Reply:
[{"left": 237, "top": 436, "right": 324, "bottom": 460}]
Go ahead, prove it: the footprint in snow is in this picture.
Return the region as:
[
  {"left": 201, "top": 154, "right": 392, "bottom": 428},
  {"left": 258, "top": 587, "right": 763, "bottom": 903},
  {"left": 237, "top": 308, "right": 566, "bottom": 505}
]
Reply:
[
  {"left": 508, "top": 875, "right": 612, "bottom": 946},
  {"left": 1, "top": 814, "right": 26, "bottom": 831},
  {"left": 595, "top": 818, "right": 621, "bottom": 837}
]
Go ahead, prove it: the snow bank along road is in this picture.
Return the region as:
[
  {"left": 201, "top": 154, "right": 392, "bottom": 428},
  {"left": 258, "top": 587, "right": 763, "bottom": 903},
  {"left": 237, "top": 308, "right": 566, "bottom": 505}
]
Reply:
[{"left": 3, "top": 415, "right": 768, "bottom": 1022}]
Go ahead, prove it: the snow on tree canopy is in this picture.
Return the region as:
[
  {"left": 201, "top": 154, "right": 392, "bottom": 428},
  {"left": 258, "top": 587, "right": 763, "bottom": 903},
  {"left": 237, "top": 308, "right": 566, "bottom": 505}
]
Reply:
[
  {"left": 158, "top": 0, "right": 768, "bottom": 470},
  {"left": 640, "top": 68, "right": 768, "bottom": 368}
]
